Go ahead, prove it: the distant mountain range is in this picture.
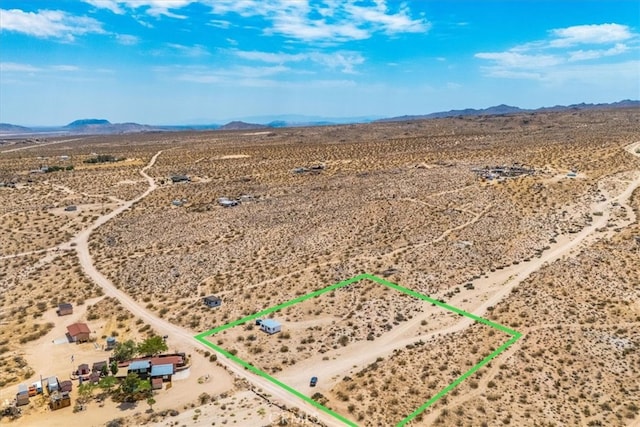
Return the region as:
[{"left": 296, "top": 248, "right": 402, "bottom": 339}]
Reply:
[
  {"left": 375, "top": 100, "right": 640, "bottom": 123},
  {"left": 1, "top": 100, "right": 638, "bottom": 136},
  {"left": 218, "top": 121, "right": 268, "bottom": 131}
]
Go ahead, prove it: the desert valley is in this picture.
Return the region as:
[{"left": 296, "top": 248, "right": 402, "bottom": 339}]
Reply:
[{"left": 0, "top": 108, "right": 639, "bottom": 426}]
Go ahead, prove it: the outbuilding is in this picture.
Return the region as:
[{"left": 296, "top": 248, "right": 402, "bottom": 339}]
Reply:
[
  {"left": 57, "top": 303, "right": 73, "bottom": 316},
  {"left": 260, "top": 319, "right": 281, "bottom": 335},
  {"left": 203, "top": 295, "right": 222, "bottom": 308},
  {"left": 92, "top": 360, "right": 107, "bottom": 373},
  {"left": 170, "top": 175, "right": 190, "bottom": 183},
  {"left": 106, "top": 336, "right": 117, "bottom": 350},
  {"left": 49, "top": 391, "right": 71, "bottom": 410},
  {"left": 59, "top": 380, "right": 72, "bottom": 393},
  {"left": 66, "top": 322, "right": 91, "bottom": 343},
  {"left": 77, "top": 364, "right": 90, "bottom": 376},
  {"left": 47, "top": 377, "right": 59, "bottom": 394},
  {"left": 16, "top": 385, "right": 29, "bottom": 406}
]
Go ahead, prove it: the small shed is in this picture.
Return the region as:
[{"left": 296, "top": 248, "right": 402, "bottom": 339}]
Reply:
[
  {"left": 47, "top": 377, "right": 59, "bottom": 394},
  {"left": 170, "top": 175, "right": 190, "bottom": 183},
  {"left": 151, "top": 378, "right": 163, "bottom": 390},
  {"left": 57, "top": 303, "right": 73, "bottom": 316},
  {"left": 66, "top": 322, "right": 91, "bottom": 343},
  {"left": 64, "top": 205, "right": 77, "bottom": 212},
  {"left": 106, "top": 336, "right": 117, "bottom": 350},
  {"left": 16, "top": 392, "right": 29, "bottom": 406},
  {"left": 150, "top": 363, "right": 174, "bottom": 382},
  {"left": 77, "top": 363, "right": 90, "bottom": 376},
  {"left": 203, "top": 295, "right": 222, "bottom": 308},
  {"left": 88, "top": 371, "right": 101, "bottom": 384},
  {"left": 59, "top": 380, "right": 72, "bottom": 393},
  {"left": 17, "top": 384, "right": 28, "bottom": 397},
  {"left": 49, "top": 391, "right": 71, "bottom": 410},
  {"left": 260, "top": 319, "right": 281, "bottom": 335},
  {"left": 128, "top": 360, "right": 151, "bottom": 379},
  {"left": 92, "top": 361, "right": 107, "bottom": 374}
]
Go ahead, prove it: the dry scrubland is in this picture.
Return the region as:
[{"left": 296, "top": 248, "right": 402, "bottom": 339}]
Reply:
[
  {"left": 0, "top": 109, "right": 638, "bottom": 426},
  {"left": 422, "top": 187, "right": 640, "bottom": 426},
  {"left": 0, "top": 136, "right": 164, "bottom": 255},
  {"left": 87, "top": 110, "right": 638, "bottom": 328},
  {"left": 0, "top": 252, "right": 102, "bottom": 388}
]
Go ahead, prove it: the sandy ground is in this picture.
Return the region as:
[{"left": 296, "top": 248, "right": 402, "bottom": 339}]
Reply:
[{"left": 2, "top": 126, "right": 638, "bottom": 426}]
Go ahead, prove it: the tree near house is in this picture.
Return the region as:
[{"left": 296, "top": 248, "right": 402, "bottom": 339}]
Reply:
[
  {"left": 113, "top": 340, "right": 137, "bottom": 362},
  {"left": 137, "top": 335, "right": 168, "bottom": 356},
  {"left": 119, "top": 373, "right": 140, "bottom": 401},
  {"left": 98, "top": 376, "right": 117, "bottom": 394},
  {"left": 146, "top": 396, "right": 156, "bottom": 412},
  {"left": 110, "top": 360, "right": 118, "bottom": 376},
  {"left": 78, "top": 382, "right": 95, "bottom": 404}
]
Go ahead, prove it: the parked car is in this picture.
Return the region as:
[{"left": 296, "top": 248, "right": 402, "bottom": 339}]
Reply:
[
  {"left": 255, "top": 319, "right": 263, "bottom": 326},
  {"left": 310, "top": 376, "right": 318, "bottom": 387}
]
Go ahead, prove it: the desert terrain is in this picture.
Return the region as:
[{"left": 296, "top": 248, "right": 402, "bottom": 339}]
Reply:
[{"left": 0, "top": 108, "right": 639, "bottom": 426}]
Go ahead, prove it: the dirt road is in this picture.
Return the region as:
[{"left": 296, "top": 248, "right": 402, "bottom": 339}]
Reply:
[{"left": 0, "top": 137, "right": 90, "bottom": 153}]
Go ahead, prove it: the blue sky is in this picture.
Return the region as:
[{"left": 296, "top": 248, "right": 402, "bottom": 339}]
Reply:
[{"left": 1, "top": 0, "right": 638, "bottom": 125}]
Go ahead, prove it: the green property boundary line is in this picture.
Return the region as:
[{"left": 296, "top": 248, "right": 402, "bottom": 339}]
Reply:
[{"left": 194, "top": 273, "right": 522, "bottom": 426}]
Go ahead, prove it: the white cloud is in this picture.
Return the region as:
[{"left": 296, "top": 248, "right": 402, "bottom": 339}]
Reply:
[
  {"left": 81, "top": 0, "right": 429, "bottom": 42},
  {"left": 345, "top": 1, "right": 429, "bottom": 34},
  {"left": 235, "top": 51, "right": 307, "bottom": 63},
  {"left": 84, "top": 0, "right": 196, "bottom": 18},
  {"left": 475, "top": 22, "right": 638, "bottom": 82},
  {"left": 0, "top": 62, "right": 42, "bottom": 73},
  {"left": 475, "top": 51, "right": 562, "bottom": 69},
  {"left": 165, "top": 43, "right": 210, "bottom": 57},
  {"left": 84, "top": 0, "right": 124, "bottom": 14},
  {"left": 174, "top": 64, "right": 290, "bottom": 84},
  {"left": 51, "top": 65, "right": 80, "bottom": 72},
  {"left": 0, "top": 8, "right": 105, "bottom": 41},
  {"left": 116, "top": 34, "right": 139, "bottom": 45},
  {"left": 208, "top": 19, "right": 232, "bottom": 29},
  {"left": 234, "top": 49, "right": 365, "bottom": 74},
  {"left": 309, "top": 51, "right": 365, "bottom": 73},
  {"left": 210, "top": 0, "right": 428, "bottom": 42},
  {"left": 550, "top": 23, "right": 633, "bottom": 47},
  {"left": 568, "top": 43, "right": 629, "bottom": 62}
]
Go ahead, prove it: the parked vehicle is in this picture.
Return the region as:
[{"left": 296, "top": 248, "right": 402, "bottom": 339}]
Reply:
[{"left": 310, "top": 376, "right": 318, "bottom": 387}]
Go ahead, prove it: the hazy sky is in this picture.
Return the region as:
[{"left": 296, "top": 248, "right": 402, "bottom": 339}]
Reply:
[{"left": 1, "top": 0, "right": 639, "bottom": 125}]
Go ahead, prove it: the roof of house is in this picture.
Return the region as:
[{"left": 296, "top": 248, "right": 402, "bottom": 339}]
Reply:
[
  {"left": 129, "top": 360, "right": 151, "bottom": 370},
  {"left": 78, "top": 363, "right": 89, "bottom": 370},
  {"left": 204, "top": 295, "right": 221, "bottom": 302},
  {"left": 18, "top": 384, "right": 28, "bottom": 394},
  {"left": 150, "top": 364, "right": 174, "bottom": 377},
  {"left": 67, "top": 322, "right": 91, "bottom": 336},
  {"left": 92, "top": 361, "right": 107, "bottom": 369},
  {"left": 150, "top": 355, "right": 183, "bottom": 367},
  {"left": 58, "top": 303, "right": 72, "bottom": 309},
  {"left": 261, "top": 319, "right": 281, "bottom": 328}
]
